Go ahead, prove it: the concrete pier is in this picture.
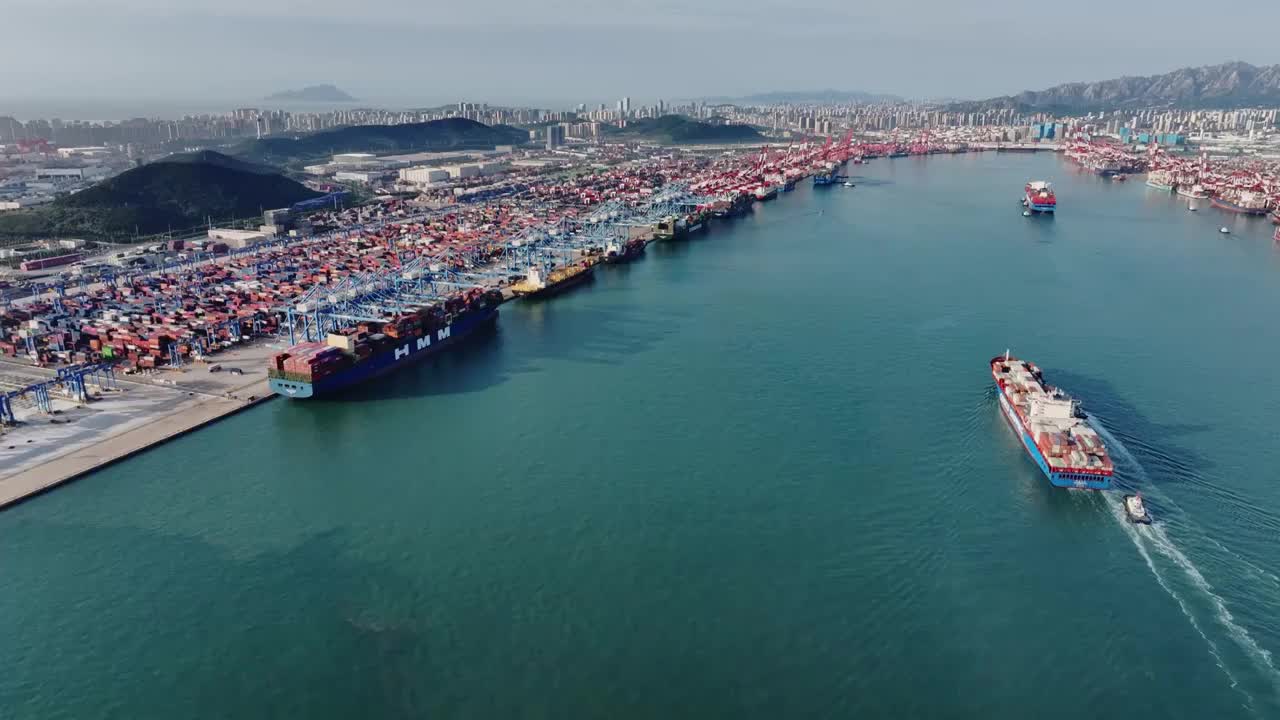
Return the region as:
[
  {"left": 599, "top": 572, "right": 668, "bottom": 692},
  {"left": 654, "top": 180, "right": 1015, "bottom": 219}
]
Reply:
[{"left": 0, "top": 344, "right": 281, "bottom": 510}]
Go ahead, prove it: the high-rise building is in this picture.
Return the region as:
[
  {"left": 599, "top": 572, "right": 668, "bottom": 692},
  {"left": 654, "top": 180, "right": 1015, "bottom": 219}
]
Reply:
[
  {"left": 622, "top": 97, "right": 631, "bottom": 115},
  {"left": 546, "top": 124, "right": 565, "bottom": 150}
]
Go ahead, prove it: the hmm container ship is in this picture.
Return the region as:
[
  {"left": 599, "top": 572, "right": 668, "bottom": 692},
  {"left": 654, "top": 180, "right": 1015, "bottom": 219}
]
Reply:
[
  {"left": 1023, "top": 181, "right": 1057, "bottom": 213},
  {"left": 990, "top": 352, "right": 1114, "bottom": 489},
  {"left": 269, "top": 289, "right": 504, "bottom": 399}
]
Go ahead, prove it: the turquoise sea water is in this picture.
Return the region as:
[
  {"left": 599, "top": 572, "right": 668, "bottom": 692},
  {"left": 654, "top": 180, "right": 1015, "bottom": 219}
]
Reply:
[{"left": 4, "top": 153, "right": 1279, "bottom": 719}]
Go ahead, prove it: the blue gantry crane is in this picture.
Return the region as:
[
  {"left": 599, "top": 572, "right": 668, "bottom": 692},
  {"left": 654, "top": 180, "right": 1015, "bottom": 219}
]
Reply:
[{"left": 1, "top": 362, "right": 119, "bottom": 424}]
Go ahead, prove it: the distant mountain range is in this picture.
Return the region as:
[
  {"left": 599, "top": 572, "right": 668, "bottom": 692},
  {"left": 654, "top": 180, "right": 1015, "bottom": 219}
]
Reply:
[
  {"left": 949, "top": 62, "right": 1280, "bottom": 113},
  {"left": 265, "top": 84, "right": 358, "bottom": 103},
  {"left": 701, "top": 90, "right": 903, "bottom": 106},
  {"left": 0, "top": 151, "right": 319, "bottom": 242},
  {"left": 235, "top": 118, "right": 528, "bottom": 166},
  {"left": 603, "top": 115, "right": 762, "bottom": 144}
]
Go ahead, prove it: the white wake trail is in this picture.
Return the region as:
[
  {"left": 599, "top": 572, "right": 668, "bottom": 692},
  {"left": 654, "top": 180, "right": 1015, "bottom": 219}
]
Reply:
[
  {"left": 1105, "top": 495, "right": 1248, "bottom": 702},
  {"left": 1093, "top": 419, "right": 1280, "bottom": 704}
]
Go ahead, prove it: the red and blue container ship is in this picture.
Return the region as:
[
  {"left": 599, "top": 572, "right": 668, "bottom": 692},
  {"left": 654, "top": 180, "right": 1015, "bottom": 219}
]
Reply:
[
  {"left": 1024, "top": 181, "right": 1057, "bottom": 213},
  {"left": 990, "top": 352, "right": 1114, "bottom": 490},
  {"left": 269, "top": 289, "right": 503, "bottom": 399}
]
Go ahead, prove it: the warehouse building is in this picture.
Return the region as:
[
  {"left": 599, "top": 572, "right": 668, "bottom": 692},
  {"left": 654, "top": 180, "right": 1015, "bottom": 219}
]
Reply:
[{"left": 399, "top": 166, "right": 450, "bottom": 185}]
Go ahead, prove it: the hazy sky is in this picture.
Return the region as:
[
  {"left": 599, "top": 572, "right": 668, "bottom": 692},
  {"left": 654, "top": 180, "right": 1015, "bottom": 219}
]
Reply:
[{"left": 3, "top": 0, "right": 1278, "bottom": 113}]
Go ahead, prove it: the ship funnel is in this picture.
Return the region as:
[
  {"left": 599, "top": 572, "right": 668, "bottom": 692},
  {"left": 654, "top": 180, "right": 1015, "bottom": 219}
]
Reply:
[{"left": 1005, "top": 349, "right": 1010, "bottom": 361}]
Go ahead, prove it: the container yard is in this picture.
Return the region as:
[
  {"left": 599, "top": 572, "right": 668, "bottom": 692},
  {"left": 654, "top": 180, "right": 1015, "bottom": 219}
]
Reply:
[
  {"left": 1064, "top": 139, "right": 1280, "bottom": 218},
  {"left": 0, "top": 136, "right": 870, "bottom": 507},
  {"left": 7, "top": 124, "right": 1273, "bottom": 507}
]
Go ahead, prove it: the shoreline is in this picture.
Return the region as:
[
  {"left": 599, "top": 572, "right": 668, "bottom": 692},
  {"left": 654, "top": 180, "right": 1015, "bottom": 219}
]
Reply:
[
  {"left": 0, "top": 392, "right": 274, "bottom": 510},
  {"left": 0, "top": 149, "right": 1209, "bottom": 511},
  {"left": 0, "top": 342, "right": 283, "bottom": 510}
]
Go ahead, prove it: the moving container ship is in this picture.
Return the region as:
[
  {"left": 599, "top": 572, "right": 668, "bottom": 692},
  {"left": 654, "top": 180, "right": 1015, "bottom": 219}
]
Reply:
[
  {"left": 991, "top": 352, "right": 1114, "bottom": 490},
  {"left": 1024, "top": 181, "right": 1057, "bottom": 213},
  {"left": 269, "top": 289, "right": 504, "bottom": 399}
]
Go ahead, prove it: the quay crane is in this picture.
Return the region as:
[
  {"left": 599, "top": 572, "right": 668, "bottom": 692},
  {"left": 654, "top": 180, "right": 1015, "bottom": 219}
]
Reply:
[{"left": 1, "top": 362, "right": 120, "bottom": 425}]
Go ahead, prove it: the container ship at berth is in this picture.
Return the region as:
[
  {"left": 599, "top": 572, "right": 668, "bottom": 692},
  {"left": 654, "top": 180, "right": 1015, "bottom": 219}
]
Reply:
[
  {"left": 510, "top": 261, "right": 595, "bottom": 299},
  {"left": 1177, "top": 184, "right": 1209, "bottom": 200},
  {"left": 1145, "top": 170, "right": 1176, "bottom": 192},
  {"left": 269, "top": 289, "right": 504, "bottom": 399},
  {"left": 604, "top": 237, "right": 646, "bottom": 264},
  {"left": 812, "top": 163, "right": 842, "bottom": 186},
  {"left": 753, "top": 184, "right": 779, "bottom": 201},
  {"left": 990, "top": 352, "right": 1114, "bottom": 490},
  {"left": 1023, "top": 181, "right": 1057, "bottom": 213},
  {"left": 1210, "top": 190, "right": 1270, "bottom": 216}
]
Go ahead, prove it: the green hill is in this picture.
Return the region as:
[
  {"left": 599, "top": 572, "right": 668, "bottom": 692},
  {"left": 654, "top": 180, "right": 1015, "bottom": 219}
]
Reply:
[
  {"left": 603, "top": 115, "right": 762, "bottom": 144},
  {"left": 159, "top": 149, "right": 283, "bottom": 174},
  {"left": 237, "top": 118, "right": 528, "bottom": 166},
  {"left": 0, "top": 151, "right": 320, "bottom": 243}
]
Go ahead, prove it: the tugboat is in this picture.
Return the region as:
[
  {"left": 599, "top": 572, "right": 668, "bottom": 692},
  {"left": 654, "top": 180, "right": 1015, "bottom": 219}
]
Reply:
[{"left": 1123, "top": 494, "right": 1152, "bottom": 524}]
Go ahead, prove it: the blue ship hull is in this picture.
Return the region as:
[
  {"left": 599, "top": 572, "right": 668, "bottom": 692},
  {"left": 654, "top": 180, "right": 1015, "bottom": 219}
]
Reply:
[
  {"left": 997, "top": 390, "right": 1110, "bottom": 490},
  {"left": 270, "top": 307, "right": 498, "bottom": 399}
]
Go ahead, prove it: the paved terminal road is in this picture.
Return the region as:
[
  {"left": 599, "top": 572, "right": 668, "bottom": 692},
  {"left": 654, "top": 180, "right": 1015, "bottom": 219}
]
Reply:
[{"left": 0, "top": 341, "right": 282, "bottom": 509}]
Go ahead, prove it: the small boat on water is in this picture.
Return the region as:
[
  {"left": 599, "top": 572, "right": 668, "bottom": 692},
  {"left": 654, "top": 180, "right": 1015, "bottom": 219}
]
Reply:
[
  {"left": 1023, "top": 210, "right": 1032, "bottom": 217},
  {"left": 843, "top": 181, "right": 855, "bottom": 188},
  {"left": 1220, "top": 227, "right": 1231, "bottom": 234},
  {"left": 1124, "top": 494, "right": 1152, "bottom": 524}
]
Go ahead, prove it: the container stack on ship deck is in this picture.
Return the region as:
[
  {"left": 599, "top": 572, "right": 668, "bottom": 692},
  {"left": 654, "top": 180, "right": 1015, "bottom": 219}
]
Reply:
[
  {"left": 991, "top": 353, "right": 1114, "bottom": 490},
  {"left": 3, "top": 131, "right": 974, "bottom": 405},
  {"left": 268, "top": 289, "right": 503, "bottom": 398}
]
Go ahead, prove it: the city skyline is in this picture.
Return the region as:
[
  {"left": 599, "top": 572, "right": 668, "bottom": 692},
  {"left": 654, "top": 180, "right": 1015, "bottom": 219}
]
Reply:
[{"left": 4, "top": 0, "right": 1278, "bottom": 112}]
